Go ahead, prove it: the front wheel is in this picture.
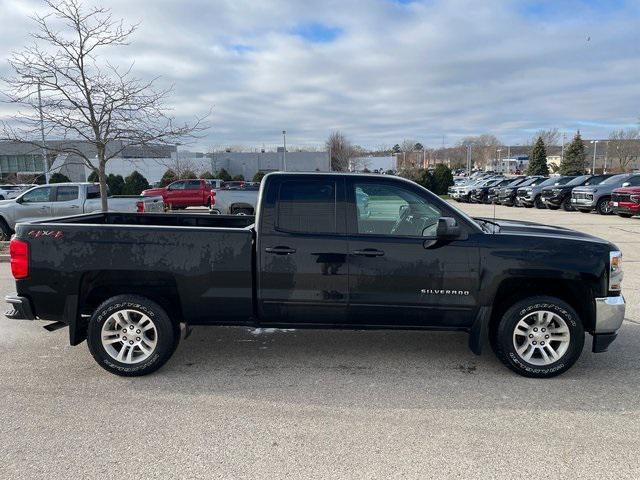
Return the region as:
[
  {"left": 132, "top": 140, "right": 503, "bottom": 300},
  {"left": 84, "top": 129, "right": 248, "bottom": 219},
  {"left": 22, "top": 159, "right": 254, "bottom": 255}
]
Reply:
[
  {"left": 493, "top": 296, "right": 584, "bottom": 378},
  {"left": 596, "top": 197, "right": 613, "bottom": 215},
  {"left": 87, "top": 295, "right": 180, "bottom": 376},
  {"left": 561, "top": 197, "right": 573, "bottom": 211},
  {"left": 534, "top": 195, "right": 545, "bottom": 209}
]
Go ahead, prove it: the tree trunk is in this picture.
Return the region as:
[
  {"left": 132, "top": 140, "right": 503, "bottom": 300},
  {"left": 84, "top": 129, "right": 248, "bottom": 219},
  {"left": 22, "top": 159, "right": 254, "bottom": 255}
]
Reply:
[{"left": 97, "top": 148, "right": 109, "bottom": 212}]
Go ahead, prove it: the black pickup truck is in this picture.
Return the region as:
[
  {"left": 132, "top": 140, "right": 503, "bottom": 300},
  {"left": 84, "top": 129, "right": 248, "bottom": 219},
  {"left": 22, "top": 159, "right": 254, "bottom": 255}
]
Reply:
[{"left": 5, "top": 172, "right": 626, "bottom": 378}]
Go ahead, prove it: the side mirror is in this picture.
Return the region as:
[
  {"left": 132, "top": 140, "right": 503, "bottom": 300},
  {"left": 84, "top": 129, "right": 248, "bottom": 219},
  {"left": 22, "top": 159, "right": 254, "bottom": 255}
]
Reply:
[
  {"left": 622, "top": 182, "right": 631, "bottom": 187},
  {"left": 435, "top": 217, "right": 461, "bottom": 239}
]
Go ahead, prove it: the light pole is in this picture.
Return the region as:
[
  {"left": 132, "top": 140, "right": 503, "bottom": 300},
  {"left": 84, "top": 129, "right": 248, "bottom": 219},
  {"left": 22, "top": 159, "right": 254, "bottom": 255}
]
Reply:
[
  {"left": 496, "top": 148, "right": 502, "bottom": 173},
  {"left": 23, "top": 76, "right": 50, "bottom": 184},
  {"left": 282, "top": 130, "right": 287, "bottom": 171},
  {"left": 591, "top": 140, "right": 599, "bottom": 173}
]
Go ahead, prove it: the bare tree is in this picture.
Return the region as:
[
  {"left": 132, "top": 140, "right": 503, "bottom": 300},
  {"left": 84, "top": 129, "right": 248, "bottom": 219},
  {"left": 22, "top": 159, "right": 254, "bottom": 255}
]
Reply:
[
  {"left": 1, "top": 0, "right": 207, "bottom": 211},
  {"left": 400, "top": 138, "right": 418, "bottom": 152},
  {"left": 459, "top": 134, "right": 503, "bottom": 169},
  {"left": 609, "top": 128, "right": 640, "bottom": 171},
  {"left": 326, "top": 130, "right": 355, "bottom": 171},
  {"left": 532, "top": 128, "right": 560, "bottom": 147}
]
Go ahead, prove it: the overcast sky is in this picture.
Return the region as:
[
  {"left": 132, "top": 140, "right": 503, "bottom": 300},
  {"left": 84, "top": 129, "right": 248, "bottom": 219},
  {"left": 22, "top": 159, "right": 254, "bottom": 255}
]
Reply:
[{"left": 1, "top": 0, "right": 639, "bottom": 150}]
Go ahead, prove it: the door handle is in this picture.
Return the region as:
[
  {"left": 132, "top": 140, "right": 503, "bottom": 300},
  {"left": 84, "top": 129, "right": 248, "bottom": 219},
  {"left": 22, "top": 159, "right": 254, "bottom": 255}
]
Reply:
[
  {"left": 352, "top": 248, "right": 385, "bottom": 257},
  {"left": 265, "top": 246, "right": 297, "bottom": 255},
  {"left": 70, "top": 205, "right": 79, "bottom": 209}
]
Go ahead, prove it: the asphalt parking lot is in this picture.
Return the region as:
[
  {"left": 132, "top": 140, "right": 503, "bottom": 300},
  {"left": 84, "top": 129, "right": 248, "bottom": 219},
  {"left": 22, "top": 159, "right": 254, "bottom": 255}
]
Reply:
[{"left": 1, "top": 204, "right": 639, "bottom": 480}]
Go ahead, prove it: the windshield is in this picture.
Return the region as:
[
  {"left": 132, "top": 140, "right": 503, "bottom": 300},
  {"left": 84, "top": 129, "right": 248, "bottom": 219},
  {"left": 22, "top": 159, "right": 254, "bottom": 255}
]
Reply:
[
  {"left": 505, "top": 177, "right": 526, "bottom": 187},
  {"left": 565, "top": 175, "right": 591, "bottom": 186},
  {"left": 584, "top": 174, "right": 612, "bottom": 185},
  {"left": 600, "top": 174, "right": 630, "bottom": 185},
  {"left": 519, "top": 177, "right": 545, "bottom": 187},
  {"left": 538, "top": 177, "right": 564, "bottom": 188}
]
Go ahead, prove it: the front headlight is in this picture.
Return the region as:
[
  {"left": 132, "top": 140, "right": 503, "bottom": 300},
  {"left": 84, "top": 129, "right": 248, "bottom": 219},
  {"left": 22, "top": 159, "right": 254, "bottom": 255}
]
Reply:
[{"left": 609, "top": 251, "right": 623, "bottom": 291}]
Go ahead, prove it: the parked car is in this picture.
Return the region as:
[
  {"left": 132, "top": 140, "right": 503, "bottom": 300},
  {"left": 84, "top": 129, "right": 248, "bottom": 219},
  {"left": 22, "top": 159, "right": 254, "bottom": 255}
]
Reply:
[
  {"left": 516, "top": 176, "right": 577, "bottom": 209},
  {"left": 0, "top": 185, "right": 24, "bottom": 200},
  {"left": 0, "top": 182, "right": 164, "bottom": 240},
  {"left": 141, "top": 179, "right": 214, "bottom": 209},
  {"left": 541, "top": 174, "right": 613, "bottom": 211},
  {"left": 611, "top": 186, "right": 640, "bottom": 218},
  {"left": 470, "top": 178, "right": 513, "bottom": 204},
  {"left": 221, "top": 180, "right": 246, "bottom": 189},
  {"left": 572, "top": 173, "right": 640, "bottom": 215},
  {"left": 487, "top": 176, "right": 526, "bottom": 204},
  {"left": 498, "top": 176, "right": 546, "bottom": 206},
  {"left": 5, "top": 172, "right": 625, "bottom": 379},
  {"left": 209, "top": 184, "right": 260, "bottom": 215}
]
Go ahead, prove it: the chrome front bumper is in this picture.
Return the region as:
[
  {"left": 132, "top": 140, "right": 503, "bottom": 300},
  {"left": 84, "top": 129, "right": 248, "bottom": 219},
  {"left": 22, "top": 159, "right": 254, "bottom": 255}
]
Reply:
[{"left": 594, "top": 296, "right": 625, "bottom": 333}]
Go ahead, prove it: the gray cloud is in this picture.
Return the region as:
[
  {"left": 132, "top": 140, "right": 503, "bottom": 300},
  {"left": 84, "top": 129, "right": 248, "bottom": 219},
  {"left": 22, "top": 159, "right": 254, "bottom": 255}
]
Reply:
[{"left": 1, "top": 0, "right": 639, "bottom": 149}]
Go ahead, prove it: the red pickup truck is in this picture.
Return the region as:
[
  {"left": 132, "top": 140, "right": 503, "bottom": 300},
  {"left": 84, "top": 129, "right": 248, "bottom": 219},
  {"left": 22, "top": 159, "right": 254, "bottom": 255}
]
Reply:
[
  {"left": 611, "top": 186, "right": 640, "bottom": 218},
  {"left": 142, "top": 179, "right": 215, "bottom": 209}
]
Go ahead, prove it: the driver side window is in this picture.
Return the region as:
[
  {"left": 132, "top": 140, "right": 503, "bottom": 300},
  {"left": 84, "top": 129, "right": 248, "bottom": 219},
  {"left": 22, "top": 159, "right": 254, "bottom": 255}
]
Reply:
[
  {"left": 21, "top": 187, "right": 51, "bottom": 203},
  {"left": 168, "top": 181, "right": 185, "bottom": 190},
  {"left": 353, "top": 182, "right": 441, "bottom": 237}
]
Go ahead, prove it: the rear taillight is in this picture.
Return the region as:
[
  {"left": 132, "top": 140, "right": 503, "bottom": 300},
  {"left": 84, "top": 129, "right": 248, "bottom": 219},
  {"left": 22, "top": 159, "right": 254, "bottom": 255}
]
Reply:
[
  {"left": 10, "top": 239, "right": 29, "bottom": 279},
  {"left": 136, "top": 201, "right": 145, "bottom": 213}
]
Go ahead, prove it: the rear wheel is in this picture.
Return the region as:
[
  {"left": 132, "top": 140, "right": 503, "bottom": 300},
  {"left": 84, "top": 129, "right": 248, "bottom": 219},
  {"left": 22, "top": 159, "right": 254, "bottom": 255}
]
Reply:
[
  {"left": 596, "top": 197, "right": 613, "bottom": 215},
  {"left": 493, "top": 296, "right": 584, "bottom": 378},
  {"left": 87, "top": 295, "right": 180, "bottom": 376}
]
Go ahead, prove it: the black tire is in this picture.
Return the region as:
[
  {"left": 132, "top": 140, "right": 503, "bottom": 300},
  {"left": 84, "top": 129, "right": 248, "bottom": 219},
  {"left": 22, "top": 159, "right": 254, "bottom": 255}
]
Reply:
[
  {"left": 596, "top": 197, "right": 613, "bottom": 215},
  {"left": 618, "top": 213, "right": 633, "bottom": 218},
  {"left": 0, "top": 217, "right": 12, "bottom": 241},
  {"left": 493, "top": 296, "right": 584, "bottom": 378},
  {"left": 87, "top": 295, "right": 180, "bottom": 376},
  {"left": 547, "top": 205, "right": 560, "bottom": 210},
  {"left": 578, "top": 209, "right": 591, "bottom": 213},
  {"left": 561, "top": 197, "right": 573, "bottom": 212},
  {"left": 534, "top": 195, "right": 545, "bottom": 209}
]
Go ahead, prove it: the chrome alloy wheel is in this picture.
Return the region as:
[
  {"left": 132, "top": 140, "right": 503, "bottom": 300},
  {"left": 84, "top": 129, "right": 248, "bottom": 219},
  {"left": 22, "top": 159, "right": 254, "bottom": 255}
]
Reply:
[
  {"left": 101, "top": 309, "right": 158, "bottom": 364},
  {"left": 512, "top": 310, "right": 571, "bottom": 366}
]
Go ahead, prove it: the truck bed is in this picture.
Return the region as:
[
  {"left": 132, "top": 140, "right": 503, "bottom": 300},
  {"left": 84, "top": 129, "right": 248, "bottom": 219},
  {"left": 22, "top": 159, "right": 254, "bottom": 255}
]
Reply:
[{"left": 17, "top": 212, "right": 256, "bottom": 333}]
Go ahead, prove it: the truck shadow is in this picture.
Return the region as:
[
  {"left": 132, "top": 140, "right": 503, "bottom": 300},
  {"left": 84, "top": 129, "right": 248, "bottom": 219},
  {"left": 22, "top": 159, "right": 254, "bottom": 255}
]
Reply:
[{"left": 136, "top": 324, "right": 640, "bottom": 413}]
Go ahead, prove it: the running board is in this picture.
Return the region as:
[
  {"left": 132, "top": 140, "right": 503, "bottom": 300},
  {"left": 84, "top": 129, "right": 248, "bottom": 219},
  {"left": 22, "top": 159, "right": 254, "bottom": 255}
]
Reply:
[{"left": 43, "top": 321, "right": 67, "bottom": 332}]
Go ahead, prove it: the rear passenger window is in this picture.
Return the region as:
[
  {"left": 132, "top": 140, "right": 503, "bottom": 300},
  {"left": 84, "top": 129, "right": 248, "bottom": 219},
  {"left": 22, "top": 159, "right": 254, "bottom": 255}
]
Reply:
[
  {"left": 277, "top": 181, "right": 336, "bottom": 233},
  {"left": 186, "top": 180, "right": 201, "bottom": 189},
  {"left": 55, "top": 186, "right": 79, "bottom": 201}
]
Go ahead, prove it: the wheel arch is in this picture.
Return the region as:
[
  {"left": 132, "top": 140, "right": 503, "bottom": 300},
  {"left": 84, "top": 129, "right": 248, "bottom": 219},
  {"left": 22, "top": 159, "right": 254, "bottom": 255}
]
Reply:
[
  {"left": 489, "top": 277, "right": 596, "bottom": 336},
  {"left": 73, "top": 270, "right": 183, "bottom": 345}
]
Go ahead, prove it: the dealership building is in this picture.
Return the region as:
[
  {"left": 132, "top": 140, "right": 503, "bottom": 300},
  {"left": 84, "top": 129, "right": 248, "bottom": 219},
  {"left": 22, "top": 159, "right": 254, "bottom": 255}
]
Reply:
[{"left": 0, "top": 141, "right": 330, "bottom": 183}]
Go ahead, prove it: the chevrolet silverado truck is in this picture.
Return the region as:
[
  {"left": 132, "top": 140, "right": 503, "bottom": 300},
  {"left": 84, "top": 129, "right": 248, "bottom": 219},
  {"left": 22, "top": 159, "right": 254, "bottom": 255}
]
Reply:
[
  {"left": 541, "top": 174, "right": 613, "bottom": 211},
  {"left": 5, "top": 172, "right": 626, "bottom": 378},
  {"left": 0, "top": 182, "right": 164, "bottom": 241},
  {"left": 498, "top": 176, "right": 546, "bottom": 206},
  {"left": 209, "top": 185, "right": 260, "bottom": 215},
  {"left": 611, "top": 186, "right": 640, "bottom": 218}
]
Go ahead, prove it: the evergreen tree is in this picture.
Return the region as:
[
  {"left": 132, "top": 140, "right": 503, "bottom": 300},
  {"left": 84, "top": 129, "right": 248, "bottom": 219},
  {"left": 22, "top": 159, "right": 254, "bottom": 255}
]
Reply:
[
  {"left": 106, "top": 174, "right": 125, "bottom": 195},
  {"left": 216, "top": 169, "right": 232, "bottom": 181},
  {"left": 49, "top": 172, "right": 71, "bottom": 183},
  {"left": 252, "top": 171, "right": 266, "bottom": 183},
  {"left": 160, "top": 169, "right": 177, "bottom": 186},
  {"left": 122, "top": 170, "right": 150, "bottom": 195},
  {"left": 414, "top": 142, "right": 424, "bottom": 151},
  {"left": 232, "top": 174, "right": 245, "bottom": 181},
  {"left": 432, "top": 164, "right": 454, "bottom": 195},
  {"left": 526, "top": 136, "right": 549, "bottom": 175},
  {"left": 87, "top": 170, "right": 99, "bottom": 182},
  {"left": 199, "top": 171, "right": 215, "bottom": 179},
  {"left": 181, "top": 170, "right": 197, "bottom": 179},
  {"left": 560, "top": 132, "right": 587, "bottom": 175},
  {"left": 392, "top": 144, "right": 401, "bottom": 154}
]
